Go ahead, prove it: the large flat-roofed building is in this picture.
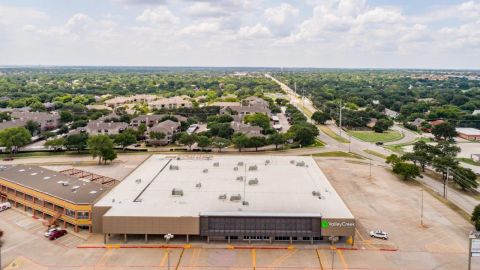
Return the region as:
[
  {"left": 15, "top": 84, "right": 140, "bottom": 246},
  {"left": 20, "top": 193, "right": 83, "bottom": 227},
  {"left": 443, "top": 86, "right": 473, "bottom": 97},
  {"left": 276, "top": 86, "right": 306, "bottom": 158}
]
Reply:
[
  {"left": 93, "top": 155, "right": 355, "bottom": 244},
  {"left": 0, "top": 165, "right": 110, "bottom": 232}
]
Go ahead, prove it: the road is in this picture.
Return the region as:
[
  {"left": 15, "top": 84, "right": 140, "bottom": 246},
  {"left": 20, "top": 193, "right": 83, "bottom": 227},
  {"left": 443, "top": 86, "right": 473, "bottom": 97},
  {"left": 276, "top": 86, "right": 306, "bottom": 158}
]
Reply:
[{"left": 267, "top": 73, "right": 479, "bottom": 214}]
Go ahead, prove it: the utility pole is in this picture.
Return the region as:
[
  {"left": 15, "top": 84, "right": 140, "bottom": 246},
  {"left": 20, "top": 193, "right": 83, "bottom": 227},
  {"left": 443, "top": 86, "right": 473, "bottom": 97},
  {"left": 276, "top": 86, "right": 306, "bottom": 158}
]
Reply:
[
  {"left": 348, "top": 134, "right": 351, "bottom": 152},
  {"left": 444, "top": 168, "right": 449, "bottom": 199},
  {"left": 420, "top": 189, "right": 424, "bottom": 226}
]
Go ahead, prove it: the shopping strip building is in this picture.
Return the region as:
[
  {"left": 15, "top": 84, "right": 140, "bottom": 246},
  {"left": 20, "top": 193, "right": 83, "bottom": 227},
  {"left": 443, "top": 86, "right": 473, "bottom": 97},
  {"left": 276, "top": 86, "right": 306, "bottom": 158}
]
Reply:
[
  {"left": 93, "top": 155, "right": 355, "bottom": 244},
  {"left": 0, "top": 164, "right": 110, "bottom": 232}
]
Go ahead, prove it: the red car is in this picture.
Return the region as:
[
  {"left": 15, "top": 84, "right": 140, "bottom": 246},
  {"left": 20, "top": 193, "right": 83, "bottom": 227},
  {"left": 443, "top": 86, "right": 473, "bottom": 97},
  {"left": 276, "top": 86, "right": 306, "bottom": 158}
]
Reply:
[{"left": 48, "top": 229, "right": 67, "bottom": 240}]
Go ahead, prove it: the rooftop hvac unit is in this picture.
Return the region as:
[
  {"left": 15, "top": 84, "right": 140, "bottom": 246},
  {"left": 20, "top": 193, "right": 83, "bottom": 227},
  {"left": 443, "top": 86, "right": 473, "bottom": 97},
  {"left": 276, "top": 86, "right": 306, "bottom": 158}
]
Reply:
[
  {"left": 230, "top": 194, "right": 242, "bottom": 202},
  {"left": 135, "top": 178, "right": 141, "bottom": 184},
  {"left": 290, "top": 160, "right": 295, "bottom": 164},
  {"left": 242, "top": 201, "right": 249, "bottom": 206},
  {"left": 195, "top": 182, "right": 202, "bottom": 188},
  {"left": 218, "top": 194, "right": 227, "bottom": 200},
  {"left": 213, "top": 162, "right": 219, "bottom": 167},
  {"left": 265, "top": 160, "right": 271, "bottom": 165},
  {"left": 248, "top": 178, "right": 259, "bottom": 185},
  {"left": 248, "top": 165, "right": 258, "bottom": 171},
  {"left": 203, "top": 168, "right": 208, "bottom": 173},
  {"left": 238, "top": 162, "right": 244, "bottom": 166},
  {"left": 236, "top": 176, "right": 244, "bottom": 181},
  {"left": 296, "top": 161, "right": 305, "bottom": 167},
  {"left": 62, "top": 182, "right": 69, "bottom": 186},
  {"left": 312, "top": 191, "right": 320, "bottom": 196},
  {"left": 172, "top": 188, "right": 184, "bottom": 196},
  {"left": 169, "top": 165, "right": 179, "bottom": 170},
  {"left": 233, "top": 167, "right": 238, "bottom": 171}
]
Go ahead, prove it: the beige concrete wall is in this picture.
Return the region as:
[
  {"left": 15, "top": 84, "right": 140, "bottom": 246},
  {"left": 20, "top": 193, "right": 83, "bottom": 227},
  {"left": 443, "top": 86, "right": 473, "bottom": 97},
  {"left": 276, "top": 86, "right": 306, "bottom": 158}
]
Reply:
[
  {"left": 91, "top": 206, "right": 111, "bottom": 233},
  {"left": 102, "top": 216, "right": 200, "bottom": 235},
  {"left": 321, "top": 218, "right": 356, "bottom": 237}
]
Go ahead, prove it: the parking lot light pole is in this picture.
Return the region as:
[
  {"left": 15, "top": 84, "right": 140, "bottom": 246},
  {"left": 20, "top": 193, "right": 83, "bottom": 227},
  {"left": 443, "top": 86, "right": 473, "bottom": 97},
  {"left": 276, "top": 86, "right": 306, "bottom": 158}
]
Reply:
[
  {"left": 164, "top": 234, "right": 174, "bottom": 270},
  {"left": 420, "top": 189, "right": 424, "bottom": 226}
]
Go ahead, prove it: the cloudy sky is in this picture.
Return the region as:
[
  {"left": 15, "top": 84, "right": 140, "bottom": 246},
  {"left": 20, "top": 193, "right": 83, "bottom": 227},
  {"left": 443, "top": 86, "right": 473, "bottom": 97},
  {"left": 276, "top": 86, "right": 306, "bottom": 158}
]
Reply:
[{"left": 0, "top": 0, "right": 479, "bottom": 69}]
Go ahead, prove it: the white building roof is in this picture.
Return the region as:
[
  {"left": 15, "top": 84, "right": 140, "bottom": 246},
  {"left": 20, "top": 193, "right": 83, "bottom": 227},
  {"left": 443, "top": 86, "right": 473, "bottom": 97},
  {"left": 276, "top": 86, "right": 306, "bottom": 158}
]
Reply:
[
  {"left": 95, "top": 155, "right": 354, "bottom": 219},
  {"left": 456, "top": 127, "right": 480, "bottom": 136}
]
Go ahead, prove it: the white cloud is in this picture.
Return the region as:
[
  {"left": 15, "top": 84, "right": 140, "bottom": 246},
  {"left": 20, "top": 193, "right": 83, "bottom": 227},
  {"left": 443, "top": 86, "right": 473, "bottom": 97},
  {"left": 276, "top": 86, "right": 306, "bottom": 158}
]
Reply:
[
  {"left": 264, "top": 3, "right": 299, "bottom": 25},
  {"left": 136, "top": 6, "right": 179, "bottom": 24},
  {"left": 237, "top": 24, "right": 272, "bottom": 39},
  {"left": 178, "top": 20, "right": 222, "bottom": 35},
  {"left": 186, "top": 2, "right": 230, "bottom": 18},
  {"left": 438, "top": 19, "right": 480, "bottom": 49},
  {"left": 0, "top": 5, "right": 47, "bottom": 26}
]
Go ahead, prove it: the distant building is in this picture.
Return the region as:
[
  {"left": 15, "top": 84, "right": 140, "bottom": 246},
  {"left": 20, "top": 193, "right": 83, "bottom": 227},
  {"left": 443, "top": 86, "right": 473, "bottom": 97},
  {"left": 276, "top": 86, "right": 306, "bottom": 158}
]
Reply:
[
  {"left": 429, "top": 119, "right": 445, "bottom": 127},
  {"left": 148, "top": 120, "right": 181, "bottom": 143},
  {"left": 79, "top": 120, "right": 128, "bottom": 135},
  {"left": 372, "top": 100, "right": 380, "bottom": 105},
  {"left": 10, "top": 111, "right": 60, "bottom": 131},
  {"left": 366, "top": 118, "right": 378, "bottom": 129},
  {"left": 104, "top": 94, "right": 158, "bottom": 108},
  {"left": 86, "top": 105, "right": 112, "bottom": 111},
  {"left": 230, "top": 122, "right": 263, "bottom": 137},
  {"left": 411, "top": 118, "right": 424, "bottom": 127},
  {"left": 383, "top": 108, "right": 399, "bottom": 119},
  {"left": 131, "top": 114, "right": 187, "bottom": 128},
  {"left": 472, "top": 110, "right": 480, "bottom": 116},
  {"left": 244, "top": 96, "right": 269, "bottom": 109},
  {"left": 211, "top": 102, "right": 241, "bottom": 108},
  {"left": 456, "top": 128, "right": 480, "bottom": 141},
  {"left": 150, "top": 97, "right": 192, "bottom": 110},
  {"left": 471, "top": 154, "right": 480, "bottom": 162},
  {"left": 221, "top": 106, "right": 271, "bottom": 117}
]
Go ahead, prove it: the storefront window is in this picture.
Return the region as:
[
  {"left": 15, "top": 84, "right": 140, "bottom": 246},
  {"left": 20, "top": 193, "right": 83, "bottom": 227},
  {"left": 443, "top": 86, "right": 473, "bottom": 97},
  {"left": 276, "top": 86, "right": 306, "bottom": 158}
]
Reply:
[
  {"left": 65, "top": 208, "right": 75, "bottom": 218},
  {"left": 77, "top": 212, "right": 89, "bottom": 219}
]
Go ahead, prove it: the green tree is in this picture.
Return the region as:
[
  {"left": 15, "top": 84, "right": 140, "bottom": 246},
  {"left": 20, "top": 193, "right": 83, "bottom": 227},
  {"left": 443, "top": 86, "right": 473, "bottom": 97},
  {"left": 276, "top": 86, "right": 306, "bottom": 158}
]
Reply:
[
  {"left": 247, "top": 136, "right": 266, "bottom": 151},
  {"left": 179, "top": 133, "right": 197, "bottom": 150},
  {"left": 244, "top": 113, "right": 271, "bottom": 130},
  {"left": 65, "top": 133, "right": 89, "bottom": 152},
  {"left": 267, "top": 133, "right": 286, "bottom": 150},
  {"left": 392, "top": 162, "right": 421, "bottom": 181},
  {"left": 114, "top": 129, "right": 137, "bottom": 150},
  {"left": 44, "top": 137, "right": 66, "bottom": 150},
  {"left": 0, "top": 127, "right": 32, "bottom": 155},
  {"left": 232, "top": 133, "right": 249, "bottom": 152},
  {"left": 373, "top": 118, "right": 393, "bottom": 133},
  {"left": 87, "top": 134, "right": 116, "bottom": 164},
  {"left": 311, "top": 111, "right": 330, "bottom": 124},
  {"left": 451, "top": 167, "right": 478, "bottom": 191},
  {"left": 102, "top": 147, "right": 117, "bottom": 164},
  {"left": 432, "top": 122, "right": 457, "bottom": 141},
  {"left": 386, "top": 154, "right": 401, "bottom": 166},
  {"left": 24, "top": 120, "right": 40, "bottom": 136},
  {"left": 150, "top": 131, "right": 166, "bottom": 140},
  {"left": 60, "top": 111, "right": 73, "bottom": 123},
  {"left": 472, "top": 204, "right": 480, "bottom": 231},
  {"left": 196, "top": 135, "right": 211, "bottom": 150},
  {"left": 288, "top": 123, "right": 319, "bottom": 146},
  {"left": 402, "top": 141, "right": 439, "bottom": 172},
  {"left": 211, "top": 137, "right": 230, "bottom": 152}
]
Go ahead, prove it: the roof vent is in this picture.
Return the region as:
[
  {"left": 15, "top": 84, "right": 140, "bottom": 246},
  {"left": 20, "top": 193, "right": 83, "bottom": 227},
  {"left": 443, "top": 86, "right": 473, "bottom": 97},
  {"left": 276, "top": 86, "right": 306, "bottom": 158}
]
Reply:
[
  {"left": 242, "top": 201, "right": 249, "bottom": 206},
  {"left": 169, "top": 165, "right": 179, "bottom": 170},
  {"left": 290, "top": 160, "right": 295, "bottom": 164},
  {"left": 230, "top": 194, "right": 242, "bottom": 202},
  {"left": 296, "top": 161, "right": 305, "bottom": 167},
  {"left": 203, "top": 168, "right": 208, "bottom": 173},
  {"left": 62, "top": 182, "right": 69, "bottom": 186},
  {"left": 172, "top": 188, "right": 184, "bottom": 196},
  {"left": 218, "top": 194, "right": 227, "bottom": 200},
  {"left": 135, "top": 178, "right": 141, "bottom": 184},
  {"left": 237, "top": 162, "right": 244, "bottom": 166},
  {"left": 248, "top": 178, "right": 259, "bottom": 185},
  {"left": 312, "top": 191, "right": 320, "bottom": 196},
  {"left": 233, "top": 166, "right": 238, "bottom": 171},
  {"left": 195, "top": 182, "right": 202, "bottom": 188},
  {"left": 213, "top": 162, "right": 219, "bottom": 167},
  {"left": 248, "top": 165, "right": 258, "bottom": 171},
  {"left": 112, "top": 198, "right": 115, "bottom": 203},
  {"left": 236, "top": 176, "right": 244, "bottom": 181},
  {"left": 265, "top": 160, "right": 270, "bottom": 165}
]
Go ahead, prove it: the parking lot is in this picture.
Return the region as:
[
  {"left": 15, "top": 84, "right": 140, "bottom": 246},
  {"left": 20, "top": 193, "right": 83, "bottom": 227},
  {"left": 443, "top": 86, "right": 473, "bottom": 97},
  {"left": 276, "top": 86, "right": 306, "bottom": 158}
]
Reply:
[{"left": 1, "top": 157, "right": 479, "bottom": 270}]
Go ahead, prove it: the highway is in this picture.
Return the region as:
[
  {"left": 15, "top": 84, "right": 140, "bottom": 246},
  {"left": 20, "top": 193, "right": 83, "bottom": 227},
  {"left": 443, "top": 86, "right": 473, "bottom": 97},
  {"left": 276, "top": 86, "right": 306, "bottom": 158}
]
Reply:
[{"left": 267, "top": 73, "right": 479, "bottom": 214}]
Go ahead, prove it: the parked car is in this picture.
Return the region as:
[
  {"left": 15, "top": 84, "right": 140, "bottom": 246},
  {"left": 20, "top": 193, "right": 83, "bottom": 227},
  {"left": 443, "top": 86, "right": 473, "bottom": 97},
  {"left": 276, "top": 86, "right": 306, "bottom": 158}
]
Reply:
[
  {"left": 375, "top": 142, "right": 384, "bottom": 146},
  {"left": 48, "top": 229, "right": 67, "bottom": 240},
  {"left": 3, "top": 157, "right": 14, "bottom": 161},
  {"left": 0, "top": 202, "right": 11, "bottom": 212},
  {"left": 370, "top": 230, "right": 388, "bottom": 240},
  {"left": 44, "top": 227, "right": 62, "bottom": 238}
]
